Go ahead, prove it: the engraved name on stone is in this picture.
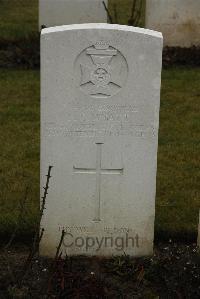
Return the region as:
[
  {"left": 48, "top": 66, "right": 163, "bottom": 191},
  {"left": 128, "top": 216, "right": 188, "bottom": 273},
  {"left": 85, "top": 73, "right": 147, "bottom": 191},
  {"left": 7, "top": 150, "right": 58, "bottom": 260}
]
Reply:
[{"left": 45, "top": 123, "right": 156, "bottom": 138}]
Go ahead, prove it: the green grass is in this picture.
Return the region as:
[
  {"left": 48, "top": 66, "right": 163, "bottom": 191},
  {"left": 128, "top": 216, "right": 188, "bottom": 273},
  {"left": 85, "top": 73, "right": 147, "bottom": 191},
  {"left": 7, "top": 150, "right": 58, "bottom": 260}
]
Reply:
[
  {"left": 156, "top": 67, "right": 200, "bottom": 239},
  {"left": 0, "top": 0, "right": 38, "bottom": 41},
  {"left": 0, "top": 67, "right": 199, "bottom": 239},
  {"left": 0, "top": 69, "right": 40, "bottom": 235}
]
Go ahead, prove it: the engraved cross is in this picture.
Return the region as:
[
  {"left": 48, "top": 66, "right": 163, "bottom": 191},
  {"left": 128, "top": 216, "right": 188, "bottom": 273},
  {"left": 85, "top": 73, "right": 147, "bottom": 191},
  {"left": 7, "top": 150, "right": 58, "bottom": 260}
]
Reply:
[{"left": 73, "top": 143, "right": 123, "bottom": 222}]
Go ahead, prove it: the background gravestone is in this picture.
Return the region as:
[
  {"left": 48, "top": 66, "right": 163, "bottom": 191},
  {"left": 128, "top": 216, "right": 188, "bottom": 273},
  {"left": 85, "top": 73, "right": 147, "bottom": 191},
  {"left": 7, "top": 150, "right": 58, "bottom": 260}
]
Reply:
[
  {"left": 39, "top": 0, "right": 108, "bottom": 29},
  {"left": 40, "top": 24, "right": 163, "bottom": 257},
  {"left": 146, "top": 0, "right": 200, "bottom": 47}
]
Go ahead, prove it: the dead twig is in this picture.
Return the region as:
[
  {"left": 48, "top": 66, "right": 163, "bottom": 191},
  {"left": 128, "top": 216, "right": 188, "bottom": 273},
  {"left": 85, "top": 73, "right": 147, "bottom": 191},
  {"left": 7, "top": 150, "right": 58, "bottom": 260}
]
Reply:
[
  {"left": 40, "top": 165, "right": 53, "bottom": 220},
  {"left": 18, "top": 166, "right": 53, "bottom": 284},
  {"left": 130, "top": 0, "right": 137, "bottom": 21},
  {"left": 135, "top": 0, "right": 143, "bottom": 26},
  {"left": 102, "top": 1, "right": 113, "bottom": 24},
  {"left": 47, "top": 229, "right": 66, "bottom": 294},
  {"left": 55, "top": 229, "right": 66, "bottom": 261},
  {"left": 128, "top": 0, "right": 143, "bottom": 26}
]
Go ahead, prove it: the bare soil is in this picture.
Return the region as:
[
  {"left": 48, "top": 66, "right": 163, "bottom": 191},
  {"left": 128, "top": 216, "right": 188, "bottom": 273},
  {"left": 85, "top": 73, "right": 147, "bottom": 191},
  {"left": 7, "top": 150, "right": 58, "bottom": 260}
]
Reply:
[{"left": 0, "top": 241, "right": 200, "bottom": 298}]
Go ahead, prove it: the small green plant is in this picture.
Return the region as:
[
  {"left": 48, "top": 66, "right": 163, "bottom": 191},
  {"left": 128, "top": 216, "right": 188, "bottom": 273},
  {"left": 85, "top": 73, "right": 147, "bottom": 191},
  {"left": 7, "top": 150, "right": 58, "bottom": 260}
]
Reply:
[
  {"left": 105, "top": 253, "right": 145, "bottom": 283},
  {"left": 103, "top": 0, "right": 144, "bottom": 26}
]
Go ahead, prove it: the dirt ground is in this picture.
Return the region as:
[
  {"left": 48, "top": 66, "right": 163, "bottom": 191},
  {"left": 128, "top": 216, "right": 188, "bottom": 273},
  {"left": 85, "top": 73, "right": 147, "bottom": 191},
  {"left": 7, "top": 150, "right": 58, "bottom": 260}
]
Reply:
[{"left": 0, "top": 241, "right": 200, "bottom": 298}]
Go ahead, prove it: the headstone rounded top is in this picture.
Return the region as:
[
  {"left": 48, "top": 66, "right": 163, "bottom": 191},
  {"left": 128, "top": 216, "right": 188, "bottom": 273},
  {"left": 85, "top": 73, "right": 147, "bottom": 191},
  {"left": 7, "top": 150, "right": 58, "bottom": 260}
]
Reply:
[{"left": 41, "top": 23, "right": 163, "bottom": 40}]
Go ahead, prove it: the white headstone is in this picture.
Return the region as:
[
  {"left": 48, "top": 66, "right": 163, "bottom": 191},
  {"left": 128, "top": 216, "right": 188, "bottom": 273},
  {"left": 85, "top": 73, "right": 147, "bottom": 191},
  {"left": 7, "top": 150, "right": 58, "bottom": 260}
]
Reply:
[
  {"left": 146, "top": 0, "right": 200, "bottom": 47},
  {"left": 39, "top": 0, "right": 108, "bottom": 29},
  {"left": 40, "top": 24, "right": 163, "bottom": 257}
]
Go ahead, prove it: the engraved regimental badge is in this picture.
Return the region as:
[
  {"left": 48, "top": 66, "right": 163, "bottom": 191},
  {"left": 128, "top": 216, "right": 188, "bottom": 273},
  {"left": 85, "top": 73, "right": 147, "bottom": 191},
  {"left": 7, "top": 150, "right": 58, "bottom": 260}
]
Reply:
[{"left": 75, "top": 41, "right": 128, "bottom": 98}]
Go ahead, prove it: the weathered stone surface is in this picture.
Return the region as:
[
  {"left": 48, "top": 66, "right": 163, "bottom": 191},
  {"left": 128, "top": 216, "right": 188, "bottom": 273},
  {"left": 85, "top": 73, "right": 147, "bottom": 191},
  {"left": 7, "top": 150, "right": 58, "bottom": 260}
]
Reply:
[
  {"left": 40, "top": 24, "right": 163, "bottom": 257},
  {"left": 146, "top": 0, "right": 200, "bottom": 47},
  {"left": 39, "top": 0, "right": 107, "bottom": 28}
]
